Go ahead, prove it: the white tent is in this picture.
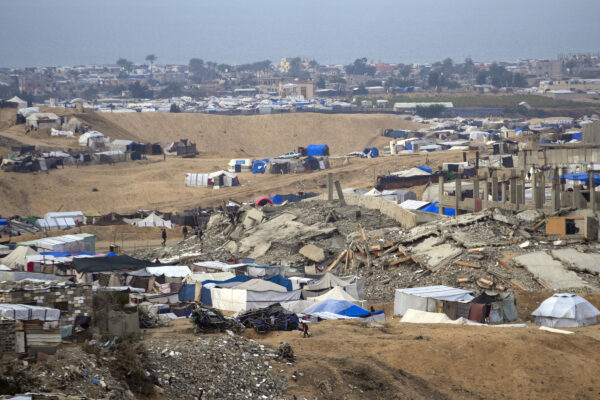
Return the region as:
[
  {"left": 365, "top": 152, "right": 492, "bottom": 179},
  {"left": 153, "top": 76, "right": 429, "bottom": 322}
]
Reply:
[
  {"left": 8, "top": 96, "right": 28, "bottom": 109},
  {"left": 145, "top": 266, "right": 191, "bottom": 278},
  {"left": 110, "top": 139, "right": 134, "bottom": 152},
  {"left": 210, "top": 281, "right": 301, "bottom": 312},
  {"left": 2, "top": 246, "right": 38, "bottom": 270},
  {"left": 78, "top": 130, "right": 106, "bottom": 147},
  {"left": 183, "top": 272, "right": 235, "bottom": 284},
  {"left": 136, "top": 213, "right": 172, "bottom": 229},
  {"left": 532, "top": 293, "right": 600, "bottom": 328},
  {"left": 394, "top": 285, "right": 475, "bottom": 316},
  {"left": 307, "top": 286, "right": 360, "bottom": 304}
]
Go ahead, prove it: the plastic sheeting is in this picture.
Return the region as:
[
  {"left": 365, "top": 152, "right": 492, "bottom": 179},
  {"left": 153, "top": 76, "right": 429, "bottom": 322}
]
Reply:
[
  {"left": 210, "top": 287, "right": 301, "bottom": 312},
  {"left": 304, "top": 299, "right": 371, "bottom": 318},
  {"left": 532, "top": 293, "right": 600, "bottom": 327},
  {"left": 394, "top": 286, "right": 474, "bottom": 316},
  {"left": 0, "top": 304, "right": 60, "bottom": 321},
  {"left": 145, "top": 266, "right": 191, "bottom": 278}
]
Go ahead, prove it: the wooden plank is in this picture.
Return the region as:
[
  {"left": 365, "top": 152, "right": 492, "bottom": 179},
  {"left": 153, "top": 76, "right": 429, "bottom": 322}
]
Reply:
[
  {"left": 370, "top": 244, "right": 382, "bottom": 252},
  {"left": 326, "top": 249, "right": 348, "bottom": 272},
  {"left": 533, "top": 277, "right": 550, "bottom": 290},
  {"left": 453, "top": 260, "right": 481, "bottom": 269},
  {"left": 497, "top": 258, "right": 511, "bottom": 270},
  {"left": 344, "top": 249, "right": 350, "bottom": 271},
  {"left": 382, "top": 244, "right": 399, "bottom": 255},
  {"left": 468, "top": 247, "right": 485, "bottom": 253},
  {"left": 510, "top": 280, "right": 527, "bottom": 291},
  {"left": 390, "top": 256, "right": 411, "bottom": 266}
]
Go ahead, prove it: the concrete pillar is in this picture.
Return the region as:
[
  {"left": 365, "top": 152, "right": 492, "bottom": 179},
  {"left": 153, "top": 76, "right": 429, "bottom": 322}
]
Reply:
[
  {"left": 438, "top": 175, "right": 445, "bottom": 215},
  {"left": 462, "top": 152, "right": 467, "bottom": 162},
  {"left": 573, "top": 184, "right": 581, "bottom": 209},
  {"left": 552, "top": 167, "right": 560, "bottom": 212},
  {"left": 327, "top": 173, "right": 333, "bottom": 201},
  {"left": 455, "top": 176, "right": 462, "bottom": 214},
  {"left": 473, "top": 177, "right": 480, "bottom": 201},
  {"left": 491, "top": 174, "right": 499, "bottom": 205},
  {"left": 520, "top": 171, "right": 526, "bottom": 204},
  {"left": 509, "top": 176, "right": 517, "bottom": 204},
  {"left": 533, "top": 172, "right": 543, "bottom": 209},
  {"left": 475, "top": 151, "right": 480, "bottom": 169},
  {"left": 501, "top": 182, "right": 507, "bottom": 204},
  {"left": 516, "top": 181, "right": 524, "bottom": 207},
  {"left": 590, "top": 171, "right": 596, "bottom": 211},
  {"left": 483, "top": 178, "right": 489, "bottom": 209},
  {"left": 334, "top": 181, "right": 346, "bottom": 207}
]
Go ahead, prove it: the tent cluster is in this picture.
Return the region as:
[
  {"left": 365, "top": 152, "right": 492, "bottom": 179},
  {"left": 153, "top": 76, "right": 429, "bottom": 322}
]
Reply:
[
  {"left": 252, "top": 156, "right": 330, "bottom": 174},
  {"left": 185, "top": 171, "right": 240, "bottom": 188}
]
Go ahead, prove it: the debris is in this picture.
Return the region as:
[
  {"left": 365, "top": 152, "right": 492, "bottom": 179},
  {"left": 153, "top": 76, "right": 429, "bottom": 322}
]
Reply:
[
  {"left": 275, "top": 342, "right": 295, "bottom": 362},
  {"left": 238, "top": 304, "right": 300, "bottom": 333},
  {"left": 190, "top": 304, "right": 242, "bottom": 333},
  {"left": 299, "top": 243, "right": 326, "bottom": 263}
]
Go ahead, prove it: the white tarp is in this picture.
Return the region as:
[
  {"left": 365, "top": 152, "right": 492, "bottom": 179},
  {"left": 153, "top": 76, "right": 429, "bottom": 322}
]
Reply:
[
  {"left": 183, "top": 272, "right": 235, "bottom": 283},
  {"left": 78, "top": 130, "right": 105, "bottom": 146},
  {"left": 210, "top": 287, "right": 301, "bottom": 312},
  {"left": 236, "top": 279, "right": 287, "bottom": 293},
  {"left": 394, "top": 285, "right": 475, "bottom": 316},
  {"left": 308, "top": 286, "right": 359, "bottom": 304},
  {"left": 532, "top": 293, "right": 600, "bottom": 327},
  {"left": 193, "top": 261, "right": 246, "bottom": 271},
  {"left": 185, "top": 173, "right": 209, "bottom": 187},
  {"left": 36, "top": 217, "right": 76, "bottom": 231},
  {"left": 136, "top": 213, "right": 172, "bottom": 229},
  {"left": 0, "top": 304, "right": 60, "bottom": 321},
  {"left": 210, "top": 287, "right": 247, "bottom": 313},
  {"left": 2, "top": 247, "right": 38, "bottom": 270},
  {"left": 145, "top": 266, "right": 191, "bottom": 278}
]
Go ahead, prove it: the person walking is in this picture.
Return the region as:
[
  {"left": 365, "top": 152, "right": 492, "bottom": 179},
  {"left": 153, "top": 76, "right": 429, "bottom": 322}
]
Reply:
[
  {"left": 161, "top": 228, "right": 167, "bottom": 246},
  {"left": 301, "top": 321, "right": 311, "bottom": 338},
  {"left": 182, "top": 225, "right": 188, "bottom": 239}
]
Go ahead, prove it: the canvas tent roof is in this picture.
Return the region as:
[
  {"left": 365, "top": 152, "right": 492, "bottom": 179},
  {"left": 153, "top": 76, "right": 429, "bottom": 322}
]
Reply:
[
  {"left": 303, "top": 272, "right": 354, "bottom": 292},
  {"left": 236, "top": 279, "right": 287, "bottom": 293},
  {"left": 183, "top": 272, "right": 235, "bottom": 283},
  {"left": 71, "top": 255, "right": 156, "bottom": 273},
  {"left": 2, "top": 246, "right": 38, "bottom": 269},
  {"left": 308, "top": 286, "right": 359, "bottom": 304},
  {"left": 145, "top": 266, "right": 191, "bottom": 278},
  {"left": 394, "top": 285, "right": 475, "bottom": 316},
  {"left": 304, "top": 299, "right": 371, "bottom": 318},
  {"left": 391, "top": 167, "right": 432, "bottom": 178},
  {"left": 532, "top": 293, "right": 600, "bottom": 328},
  {"left": 137, "top": 213, "right": 172, "bottom": 229}
]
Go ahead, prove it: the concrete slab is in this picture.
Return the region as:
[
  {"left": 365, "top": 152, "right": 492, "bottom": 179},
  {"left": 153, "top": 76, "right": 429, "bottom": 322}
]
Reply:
[
  {"left": 412, "top": 236, "right": 443, "bottom": 253},
  {"left": 551, "top": 249, "right": 600, "bottom": 276},
  {"left": 299, "top": 244, "right": 326, "bottom": 263},
  {"left": 417, "top": 244, "right": 462, "bottom": 268},
  {"left": 513, "top": 251, "right": 589, "bottom": 290}
]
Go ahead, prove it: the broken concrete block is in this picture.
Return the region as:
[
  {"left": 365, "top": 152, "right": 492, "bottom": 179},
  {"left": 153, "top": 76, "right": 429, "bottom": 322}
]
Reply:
[
  {"left": 299, "top": 244, "right": 326, "bottom": 263},
  {"left": 552, "top": 248, "right": 600, "bottom": 275},
  {"left": 492, "top": 208, "right": 519, "bottom": 225},
  {"left": 513, "top": 251, "right": 589, "bottom": 290},
  {"left": 516, "top": 209, "right": 543, "bottom": 223},
  {"left": 243, "top": 208, "right": 265, "bottom": 229}
]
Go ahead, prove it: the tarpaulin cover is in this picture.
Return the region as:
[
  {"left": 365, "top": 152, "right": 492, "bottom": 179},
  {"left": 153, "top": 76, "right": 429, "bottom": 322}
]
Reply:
[
  {"left": 269, "top": 193, "right": 318, "bottom": 205},
  {"left": 0, "top": 219, "right": 7, "bottom": 226},
  {"left": 420, "top": 201, "right": 456, "bottom": 216},
  {"left": 394, "top": 285, "right": 474, "bottom": 316},
  {"left": 532, "top": 293, "right": 600, "bottom": 327},
  {"left": 571, "top": 132, "right": 583, "bottom": 141},
  {"left": 178, "top": 284, "right": 196, "bottom": 302},
  {"left": 418, "top": 166, "right": 433, "bottom": 174},
  {"left": 0, "top": 304, "right": 60, "bottom": 321},
  {"left": 363, "top": 147, "right": 379, "bottom": 157},
  {"left": 304, "top": 299, "right": 371, "bottom": 318},
  {"left": 267, "top": 275, "right": 293, "bottom": 291},
  {"left": 71, "top": 255, "right": 157, "bottom": 273},
  {"left": 561, "top": 173, "right": 600, "bottom": 186},
  {"left": 252, "top": 159, "right": 269, "bottom": 174},
  {"left": 306, "top": 144, "right": 329, "bottom": 156}
]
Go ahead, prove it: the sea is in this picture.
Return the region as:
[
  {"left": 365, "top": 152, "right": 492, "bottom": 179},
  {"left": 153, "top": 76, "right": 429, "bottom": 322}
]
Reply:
[{"left": 1, "top": 0, "right": 600, "bottom": 68}]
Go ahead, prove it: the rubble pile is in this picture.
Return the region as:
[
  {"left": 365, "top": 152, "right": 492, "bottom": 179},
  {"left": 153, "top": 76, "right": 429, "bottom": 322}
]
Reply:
[
  {"left": 145, "top": 335, "right": 285, "bottom": 399},
  {"left": 342, "top": 208, "right": 600, "bottom": 301},
  {"left": 190, "top": 304, "right": 242, "bottom": 333},
  {"left": 238, "top": 303, "right": 300, "bottom": 333},
  {"left": 135, "top": 200, "right": 399, "bottom": 267}
]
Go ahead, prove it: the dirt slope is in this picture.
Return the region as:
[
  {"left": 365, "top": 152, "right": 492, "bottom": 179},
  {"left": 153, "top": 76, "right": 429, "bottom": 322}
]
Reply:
[
  {"left": 0, "top": 151, "right": 462, "bottom": 216},
  {"left": 82, "top": 111, "right": 426, "bottom": 156}
]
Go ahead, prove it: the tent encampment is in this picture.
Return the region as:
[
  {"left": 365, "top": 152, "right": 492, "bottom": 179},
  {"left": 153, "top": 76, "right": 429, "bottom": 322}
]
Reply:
[
  {"left": 303, "top": 299, "right": 385, "bottom": 322},
  {"left": 532, "top": 293, "right": 600, "bottom": 328},
  {"left": 302, "top": 272, "right": 365, "bottom": 300},
  {"left": 209, "top": 279, "right": 301, "bottom": 312}
]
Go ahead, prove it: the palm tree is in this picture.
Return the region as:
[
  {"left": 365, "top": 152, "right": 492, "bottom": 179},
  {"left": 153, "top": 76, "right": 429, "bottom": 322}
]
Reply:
[{"left": 145, "top": 54, "right": 157, "bottom": 75}]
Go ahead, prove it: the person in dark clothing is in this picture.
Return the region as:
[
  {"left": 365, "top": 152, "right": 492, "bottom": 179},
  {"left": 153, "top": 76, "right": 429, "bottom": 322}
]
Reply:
[
  {"left": 194, "top": 226, "right": 199, "bottom": 237},
  {"left": 182, "top": 226, "right": 188, "bottom": 239},
  {"left": 301, "top": 321, "right": 311, "bottom": 338},
  {"left": 161, "top": 228, "right": 167, "bottom": 246},
  {"left": 197, "top": 227, "right": 203, "bottom": 240}
]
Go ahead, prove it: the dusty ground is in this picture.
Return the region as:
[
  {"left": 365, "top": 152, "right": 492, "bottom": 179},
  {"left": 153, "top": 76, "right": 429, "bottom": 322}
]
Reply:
[
  {"left": 0, "top": 151, "right": 463, "bottom": 216},
  {"left": 143, "top": 295, "right": 600, "bottom": 400}
]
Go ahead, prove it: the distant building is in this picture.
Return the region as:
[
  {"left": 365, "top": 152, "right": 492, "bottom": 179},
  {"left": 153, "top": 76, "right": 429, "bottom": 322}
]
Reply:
[
  {"left": 279, "top": 81, "right": 314, "bottom": 100},
  {"left": 393, "top": 102, "right": 454, "bottom": 113},
  {"left": 280, "top": 58, "right": 292, "bottom": 73},
  {"left": 25, "top": 112, "right": 61, "bottom": 129},
  {"left": 539, "top": 79, "right": 600, "bottom": 92}
]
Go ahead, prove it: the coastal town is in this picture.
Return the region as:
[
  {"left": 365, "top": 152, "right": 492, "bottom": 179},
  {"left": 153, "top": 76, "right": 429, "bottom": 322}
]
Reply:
[{"left": 1, "top": 2, "right": 600, "bottom": 398}]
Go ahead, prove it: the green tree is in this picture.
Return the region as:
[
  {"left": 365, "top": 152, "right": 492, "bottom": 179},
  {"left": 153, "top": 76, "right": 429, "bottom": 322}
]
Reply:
[
  {"left": 159, "top": 82, "right": 183, "bottom": 98},
  {"left": 397, "top": 64, "right": 412, "bottom": 79},
  {"left": 129, "top": 81, "right": 152, "bottom": 99},
  {"left": 170, "top": 103, "right": 181, "bottom": 113},
  {"left": 116, "top": 58, "right": 133, "bottom": 71},
  {"left": 145, "top": 54, "right": 157, "bottom": 74},
  {"left": 316, "top": 75, "right": 326, "bottom": 89},
  {"left": 428, "top": 71, "right": 440, "bottom": 87},
  {"left": 416, "top": 104, "right": 446, "bottom": 118},
  {"left": 345, "top": 58, "right": 375, "bottom": 76},
  {"left": 476, "top": 70, "right": 488, "bottom": 85}
]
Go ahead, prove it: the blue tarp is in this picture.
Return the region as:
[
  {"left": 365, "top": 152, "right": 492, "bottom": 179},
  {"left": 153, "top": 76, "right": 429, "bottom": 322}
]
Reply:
[
  {"left": 420, "top": 201, "right": 456, "bottom": 216},
  {"left": 46, "top": 251, "right": 94, "bottom": 257},
  {"left": 252, "top": 159, "right": 269, "bottom": 174},
  {"left": 571, "top": 132, "right": 583, "bottom": 141},
  {"left": 561, "top": 173, "right": 600, "bottom": 186},
  {"left": 306, "top": 144, "right": 329, "bottom": 157},
  {"left": 304, "top": 299, "right": 372, "bottom": 318},
  {"left": 266, "top": 275, "right": 293, "bottom": 291},
  {"left": 540, "top": 137, "right": 552, "bottom": 143},
  {"left": 0, "top": 219, "right": 7, "bottom": 226},
  {"left": 418, "top": 166, "right": 433, "bottom": 174},
  {"left": 363, "top": 147, "right": 379, "bottom": 158},
  {"left": 269, "top": 193, "right": 318, "bottom": 205},
  {"left": 179, "top": 283, "right": 196, "bottom": 302}
]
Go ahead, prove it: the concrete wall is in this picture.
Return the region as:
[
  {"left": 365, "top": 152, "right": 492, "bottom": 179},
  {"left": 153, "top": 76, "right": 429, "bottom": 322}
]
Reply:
[
  {"left": 312, "top": 193, "right": 437, "bottom": 228},
  {"left": 583, "top": 121, "right": 600, "bottom": 145},
  {"left": 519, "top": 147, "right": 600, "bottom": 169},
  {"left": 0, "top": 318, "right": 16, "bottom": 353}
]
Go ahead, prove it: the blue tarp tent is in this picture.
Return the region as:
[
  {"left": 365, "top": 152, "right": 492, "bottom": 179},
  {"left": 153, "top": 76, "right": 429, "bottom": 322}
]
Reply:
[
  {"left": 179, "top": 284, "right": 196, "bottom": 302},
  {"left": 418, "top": 166, "right": 432, "bottom": 174},
  {"left": 253, "top": 159, "right": 269, "bottom": 174},
  {"left": 304, "top": 299, "right": 372, "bottom": 318},
  {"left": 420, "top": 201, "right": 456, "bottom": 216},
  {"left": 0, "top": 219, "right": 7, "bottom": 226},
  {"left": 266, "top": 275, "right": 293, "bottom": 291},
  {"left": 363, "top": 147, "right": 379, "bottom": 158},
  {"left": 561, "top": 173, "right": 600, "bottom": 186},
  {"left": 571, "top": 132, "right": 583, "bottom": 141},
  {"left": 306, "top": 144, "right": 329, "bottom": 157}
]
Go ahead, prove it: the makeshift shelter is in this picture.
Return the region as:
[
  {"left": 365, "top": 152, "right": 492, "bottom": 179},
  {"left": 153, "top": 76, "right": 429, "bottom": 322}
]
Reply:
[
  {"left": 252, "top": 159, "right": 269, "bottom": 174},
  {"left": 209, "top": 279, "right": 301, "bottom": 312},
  {"left": 110, "top": 139, "right": 135, "bottom": 152},
  {"left": 0, "top": 304, "right": 60, "bottom": 321},
  {"left": 78, "top": 131, "right": 107, "bottom": 147},
  {"left": 306, "top": 144, "right": 330, "bottom": 157},
  {"left": 532, "top": 293, "right": 600, "bottom": 328},
  {"left": 2, "top": 246, "right": 38, "bottom": 270},
  {"left": 185, "top": 171, "right": 239, "bottom": 188},
  {"left": 469, "top": 291, "right": 519, "bottom": 324},
  {"left": 394, "top": 285, "right": 474, "bottom": 316},
  {"left": 228, "top": 159, "right": 253, "bottom": 173},
  {"left": 254, "top": 197, "right": 273, "bottom": 207},
  {"left": 70, "top": 255, "right": 156, "bottom": 273},
  {"left": 302, "top": 273, "right": 365, "bottom": 300},
  {"left": 17, "top": 234, "right": 95, "bottom": 254},
  {"left": 136, "top": 213, "right": 173, "bottom": 229},
  {"left": 363, "top": 147, "right": 379, "bottom": 158},
  {"left": 145, "top": 266, "right": 191, "bottom": 278},
  {"left": 308, "top": 286, "right": 360, "bottom": 304},
  {"left": 303, "top": 299, "right": 385, "bottom": 322}
]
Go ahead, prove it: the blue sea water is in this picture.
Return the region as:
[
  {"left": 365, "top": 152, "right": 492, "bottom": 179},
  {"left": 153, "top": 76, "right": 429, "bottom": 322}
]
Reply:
[{"left": 1, "top": 0, "right": 599, "bottom": 67}]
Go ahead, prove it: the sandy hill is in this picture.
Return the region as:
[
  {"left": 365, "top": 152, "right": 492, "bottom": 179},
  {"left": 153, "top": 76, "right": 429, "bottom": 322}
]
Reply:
[{"left": 77, "top": 111, "right": 426, "bottom": 157}]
